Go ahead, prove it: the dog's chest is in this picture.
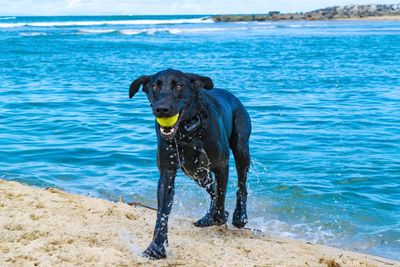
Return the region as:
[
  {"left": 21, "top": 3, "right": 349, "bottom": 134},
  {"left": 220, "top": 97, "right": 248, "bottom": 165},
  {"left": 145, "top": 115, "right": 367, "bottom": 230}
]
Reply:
[{"left": 178, "top": 139, "right": 210, "bottom": 180}]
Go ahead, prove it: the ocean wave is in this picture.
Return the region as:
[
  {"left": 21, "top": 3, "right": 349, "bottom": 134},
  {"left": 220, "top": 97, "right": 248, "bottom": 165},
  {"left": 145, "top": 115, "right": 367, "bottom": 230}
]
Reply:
[
  {"left": 0, "top": 16, "right": 16, "bottom": 20},
  {"left": 119, "top": 27, "right": 233, "bottom": 35},
  {"left": 78, "top": 26, "right": 278, "bottom": 36},
  {"left": 0, "top": 23, "right": 24, "bottom": 28},
  {"left": 249, "top": 218, "right": 336, "bottom": 245},
  {"left": 287, "top": 24, "right": 317, "bottom": 28},
  {"left": 19, "top": 32, "right": 48, "bottom": 37},
  {"left": 78, "top": 29, "right": 116, "bottom": 34},
  {"left": 253, "top": 25, "right": 277, "bottom": 29},
  {"left": 0, "top": 18, "right": 212, "bottom": 28},
  {"left": 78, "top": 29, "right": 151, "bottom": 35},
  {"left": 79, "top": 28, "right": 183, "bottom": 35},
  {"left": 120, "top": 29, "right": 155, "bottom": 35}
]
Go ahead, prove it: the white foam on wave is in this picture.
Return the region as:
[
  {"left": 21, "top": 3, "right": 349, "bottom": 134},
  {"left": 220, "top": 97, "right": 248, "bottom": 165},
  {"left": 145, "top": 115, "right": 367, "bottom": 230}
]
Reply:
[
  {"left": 19, "top": 32, "right": 47, "bottom": 37},
  {"left": 288, "top": 24, "right": 304, "bottom": 28},
  {"left": 0, "top": 16, "right": 16, "bottom": 20},
  {"left": 119, "top": 29, "right": 155, "bottom": 35},
  {"left": 0, "top": 18, "right": 212, "bottom": 28},
  {"left": 0, "top": 23, "right": 24, "bottom": 28},
  {"left": 253, "top": 25, "right": 277, "bottom": 29},
  {"left": 287, "top": 24, "right": 317, "bottom": 28},
  {"left": 119, "top": 27, "right": 243, "bottom": 35},
  {"left": 249, "top": 217, "right": 336, "bottom": 245},
  {"left": 78, "top": 26, "right": 278, "bottom": 36},
  {"left": 78, "top": 28, "right": 167, "bottom": 35},
  {"left": 78, "top": 29, "right": 116, "bottom": 34}
]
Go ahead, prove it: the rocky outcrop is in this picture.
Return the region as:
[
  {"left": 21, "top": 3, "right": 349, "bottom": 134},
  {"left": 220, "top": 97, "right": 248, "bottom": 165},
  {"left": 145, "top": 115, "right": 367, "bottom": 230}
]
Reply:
[
  {"left": 304, "top": 4, "right": 400, "bottom": 19},
  {"left": 212, "top": 4, "right": 400, "bottom": 22}
]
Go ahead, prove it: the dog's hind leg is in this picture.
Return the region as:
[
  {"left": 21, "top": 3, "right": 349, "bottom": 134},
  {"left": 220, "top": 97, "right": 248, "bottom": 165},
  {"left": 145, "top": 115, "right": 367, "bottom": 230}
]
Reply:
[
  {"left": 193, "top": 172, "right": 228, "bottom": 227},
  {"left": 194, "top": 173, "right": 216, "bottom": 227},
  {"left": 194, "top": 167, "right": 229, "bottom": 227},
  {"left": 213, "top": 165, "right": 229, "bottom": 225},
  {"left": 231, "top": 110, "right": 251, "bottom": 228}
]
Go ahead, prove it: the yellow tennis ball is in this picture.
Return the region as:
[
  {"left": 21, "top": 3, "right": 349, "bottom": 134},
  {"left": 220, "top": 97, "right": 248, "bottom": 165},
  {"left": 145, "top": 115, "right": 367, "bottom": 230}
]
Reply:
[{"left": 156, "top": 114, "right": 179, "bottom": 127}]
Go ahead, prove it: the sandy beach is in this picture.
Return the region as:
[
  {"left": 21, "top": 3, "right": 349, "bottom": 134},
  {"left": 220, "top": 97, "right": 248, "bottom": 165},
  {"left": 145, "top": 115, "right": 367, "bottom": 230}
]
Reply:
[{"left": 0, "top": 179, "right": 398, "bottom": 267}]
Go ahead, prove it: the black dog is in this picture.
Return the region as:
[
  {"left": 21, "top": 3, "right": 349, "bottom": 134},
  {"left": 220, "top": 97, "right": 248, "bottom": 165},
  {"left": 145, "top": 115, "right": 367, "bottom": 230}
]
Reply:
[{"left": 129, "top": 69, "right": 251, "bottom": 259}]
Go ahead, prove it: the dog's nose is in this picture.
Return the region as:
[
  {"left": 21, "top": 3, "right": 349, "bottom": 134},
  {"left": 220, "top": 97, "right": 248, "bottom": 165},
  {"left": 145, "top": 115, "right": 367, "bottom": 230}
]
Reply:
[{"left": 154, "top": 105, "right": 172, "bottom": 117}]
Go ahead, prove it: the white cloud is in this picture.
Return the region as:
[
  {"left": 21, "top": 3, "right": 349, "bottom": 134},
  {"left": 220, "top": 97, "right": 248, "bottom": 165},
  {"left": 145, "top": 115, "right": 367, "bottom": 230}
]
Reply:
[{"left": 0, "top": 0, "right": 399, "bottom": 15}]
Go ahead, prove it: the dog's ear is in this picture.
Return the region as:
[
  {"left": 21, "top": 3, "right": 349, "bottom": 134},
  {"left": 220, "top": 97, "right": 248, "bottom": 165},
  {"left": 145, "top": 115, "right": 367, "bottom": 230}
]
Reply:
[
  {"left": 186, "top": 73, "right": 214, "bottom": 90},
  {"left": 129, "top": 75, "right": 151, "bottom": 98}
]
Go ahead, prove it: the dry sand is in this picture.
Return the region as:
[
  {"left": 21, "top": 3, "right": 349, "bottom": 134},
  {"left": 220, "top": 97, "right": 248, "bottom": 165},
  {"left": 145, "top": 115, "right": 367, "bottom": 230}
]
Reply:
[{"left": 1, "top": 179, "right": 399, "bottom": 267}]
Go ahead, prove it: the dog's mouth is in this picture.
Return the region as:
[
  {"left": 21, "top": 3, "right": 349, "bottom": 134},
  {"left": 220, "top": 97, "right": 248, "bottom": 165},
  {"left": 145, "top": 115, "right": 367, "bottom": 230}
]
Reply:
[{"left": 156, "top": 111, "right": 183, "bottom": 139}]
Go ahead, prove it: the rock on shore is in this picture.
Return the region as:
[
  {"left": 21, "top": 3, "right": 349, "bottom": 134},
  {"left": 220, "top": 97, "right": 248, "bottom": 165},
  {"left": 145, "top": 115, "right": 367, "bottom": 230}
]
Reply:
[{"left": 212, "top": 4, "right": 400, "bottom": 22}]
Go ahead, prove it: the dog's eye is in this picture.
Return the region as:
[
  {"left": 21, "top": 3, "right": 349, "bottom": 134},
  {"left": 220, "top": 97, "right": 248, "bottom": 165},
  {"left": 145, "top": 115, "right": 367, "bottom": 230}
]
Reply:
[{"left": 176, "top": 84, "right": 183, "bottom": 91}]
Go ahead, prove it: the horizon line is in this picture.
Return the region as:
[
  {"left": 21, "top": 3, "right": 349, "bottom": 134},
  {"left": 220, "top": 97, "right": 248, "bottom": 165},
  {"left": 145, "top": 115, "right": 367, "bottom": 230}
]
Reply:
[
  {"left": 2, "top": 13, "right": 283, "bottom": 17},
  {"left": 0, "top": 11, "right": 311, "bottom": 17}
]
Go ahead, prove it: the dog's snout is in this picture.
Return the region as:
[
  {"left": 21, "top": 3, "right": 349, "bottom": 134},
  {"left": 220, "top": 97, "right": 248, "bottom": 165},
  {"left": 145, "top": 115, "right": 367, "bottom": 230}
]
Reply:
[{"left": 154, "top": 105, "right": 172, "bottom": 117}]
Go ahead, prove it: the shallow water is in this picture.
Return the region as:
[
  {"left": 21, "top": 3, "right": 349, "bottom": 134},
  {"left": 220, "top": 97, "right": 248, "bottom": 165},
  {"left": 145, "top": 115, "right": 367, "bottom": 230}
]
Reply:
[{"left": 1, "top": 15, "right": 399, "bottom": 260}]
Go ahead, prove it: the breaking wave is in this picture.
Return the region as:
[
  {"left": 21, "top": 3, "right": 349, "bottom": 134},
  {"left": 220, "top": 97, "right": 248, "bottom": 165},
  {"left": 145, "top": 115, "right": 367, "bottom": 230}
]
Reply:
[
  {"left": 77, "top": 26, "right": 278, "bottom": 36},
  {"left": 78, "top": 27, "right": 231, "bottom": 35},
  {"left": 19, "top": 32, "right": 48, "bottom": 37},
  {"left": 0, "top": 16, "right": 16, "bottom": 20}
]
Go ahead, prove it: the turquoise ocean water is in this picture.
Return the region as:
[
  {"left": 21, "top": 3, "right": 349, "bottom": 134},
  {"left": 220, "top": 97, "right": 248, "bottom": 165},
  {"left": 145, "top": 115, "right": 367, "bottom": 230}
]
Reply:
[{"left": 0, "top": 15, "right": 399, "bottom": 260}]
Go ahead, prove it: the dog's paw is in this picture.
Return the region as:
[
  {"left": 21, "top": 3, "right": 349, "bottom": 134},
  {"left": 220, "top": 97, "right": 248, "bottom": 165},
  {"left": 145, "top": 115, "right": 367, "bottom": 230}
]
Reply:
[
  {"left": 213, "top": 210, "right": 229, "bottom": 226},
  {"left": 142, "top": 242, "right": 167, "bottom": 260},
  {"left": 194, "top": 210, "right": 228, "bottom": 227},
  {"left": 232, "top": 208, "right": 248, "bottom": 228},
  {"left": 194, "top": 212, "right": 214, "bottom": 227}
]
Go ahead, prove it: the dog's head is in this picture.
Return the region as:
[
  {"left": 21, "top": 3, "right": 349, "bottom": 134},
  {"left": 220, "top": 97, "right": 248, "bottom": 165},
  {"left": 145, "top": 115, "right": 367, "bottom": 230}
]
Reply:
[{"left": 129, "top": 69, "right": 213, "bottom": 139}]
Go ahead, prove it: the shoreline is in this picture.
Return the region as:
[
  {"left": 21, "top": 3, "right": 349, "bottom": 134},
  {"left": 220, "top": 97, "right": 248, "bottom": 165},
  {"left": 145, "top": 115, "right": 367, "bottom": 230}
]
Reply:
[{"left": 1, "top": 179, "right": 398, "bottom": 266}]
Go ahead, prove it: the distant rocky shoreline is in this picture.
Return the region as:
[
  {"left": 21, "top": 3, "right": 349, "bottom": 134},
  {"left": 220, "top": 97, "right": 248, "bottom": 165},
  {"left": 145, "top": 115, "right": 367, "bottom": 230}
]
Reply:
[{"left": 211, "top": 4, "right": 400, "bottom": 22}]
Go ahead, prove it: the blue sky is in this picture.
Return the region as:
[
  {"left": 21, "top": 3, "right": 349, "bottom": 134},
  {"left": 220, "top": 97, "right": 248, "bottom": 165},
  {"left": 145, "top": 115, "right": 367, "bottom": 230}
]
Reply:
[{"left": 1, "top": 0, "right": 399, "bottom": 16}]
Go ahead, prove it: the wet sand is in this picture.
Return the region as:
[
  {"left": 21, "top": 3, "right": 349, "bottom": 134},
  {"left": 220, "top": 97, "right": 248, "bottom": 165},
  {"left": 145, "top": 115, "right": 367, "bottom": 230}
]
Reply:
[{"left": 1, "top": 179, "right": 398, "bottom": 266}]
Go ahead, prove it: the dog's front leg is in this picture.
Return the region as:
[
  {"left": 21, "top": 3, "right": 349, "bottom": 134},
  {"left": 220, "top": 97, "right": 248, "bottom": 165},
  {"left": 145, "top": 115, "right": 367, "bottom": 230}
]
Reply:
[{"left": 143, "top": 168, "right": 176, "bottom": 259}]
